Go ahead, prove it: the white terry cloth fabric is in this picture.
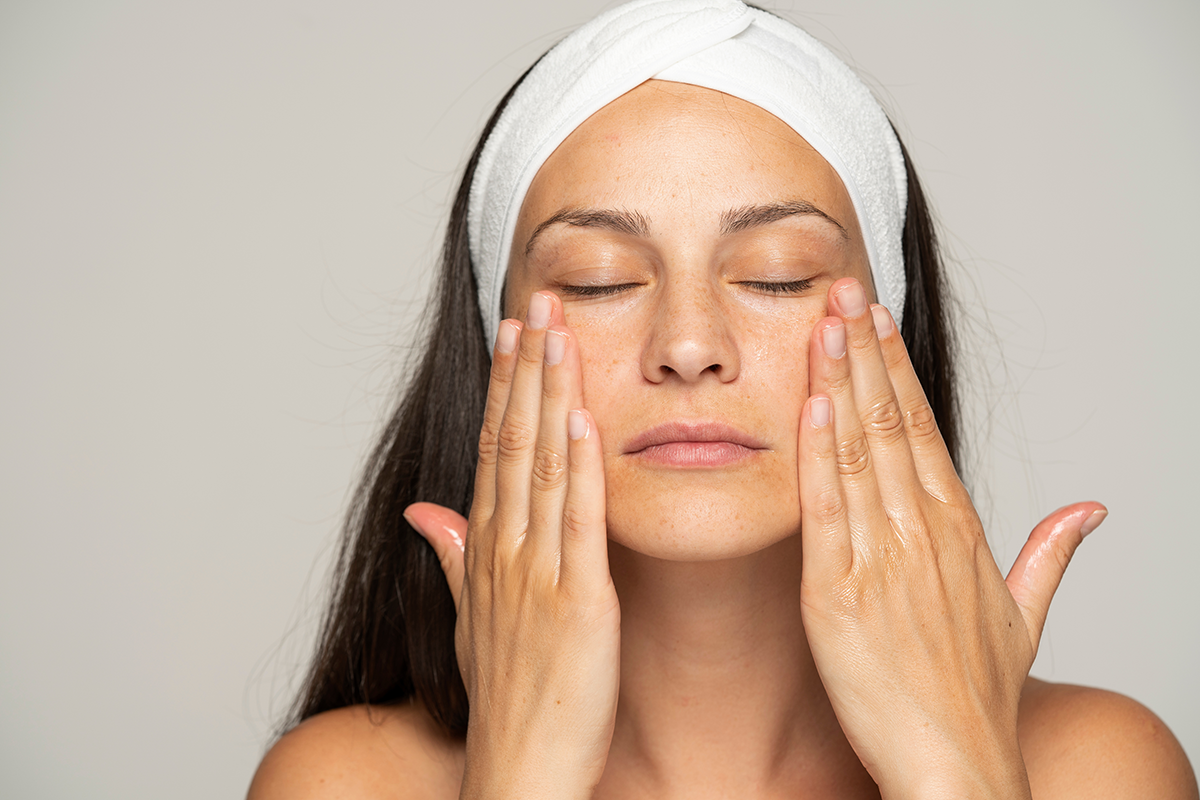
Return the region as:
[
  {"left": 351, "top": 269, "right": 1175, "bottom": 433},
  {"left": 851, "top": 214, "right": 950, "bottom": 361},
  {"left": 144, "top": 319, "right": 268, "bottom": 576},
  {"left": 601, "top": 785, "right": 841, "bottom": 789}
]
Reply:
[{"left": 467, "top": 0, "right": 907, "bottom": 346}]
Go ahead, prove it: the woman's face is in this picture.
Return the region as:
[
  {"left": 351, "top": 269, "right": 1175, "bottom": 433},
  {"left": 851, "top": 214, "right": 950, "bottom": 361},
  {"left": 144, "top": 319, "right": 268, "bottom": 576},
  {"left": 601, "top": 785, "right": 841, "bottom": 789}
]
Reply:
[{"left": 505, "top": 80, "right": 874, "bottom": 561}]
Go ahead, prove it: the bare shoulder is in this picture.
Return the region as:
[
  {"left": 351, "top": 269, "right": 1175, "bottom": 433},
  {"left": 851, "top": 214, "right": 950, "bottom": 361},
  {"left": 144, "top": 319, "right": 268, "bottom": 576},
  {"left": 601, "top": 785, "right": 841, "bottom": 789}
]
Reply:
[
  {"left": 247, "top": 702, "right": 465, "bottom": 800},
  {"left": 1019, "top": 677, "right": 1198, "bottom": 800}
]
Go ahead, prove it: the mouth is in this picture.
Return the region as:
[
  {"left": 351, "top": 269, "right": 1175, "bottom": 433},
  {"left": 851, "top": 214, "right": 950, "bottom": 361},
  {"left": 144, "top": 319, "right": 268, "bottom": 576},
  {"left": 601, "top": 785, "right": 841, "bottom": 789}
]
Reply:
[{"left": 623, "top": 421, "right": 768, "bottom": 468}]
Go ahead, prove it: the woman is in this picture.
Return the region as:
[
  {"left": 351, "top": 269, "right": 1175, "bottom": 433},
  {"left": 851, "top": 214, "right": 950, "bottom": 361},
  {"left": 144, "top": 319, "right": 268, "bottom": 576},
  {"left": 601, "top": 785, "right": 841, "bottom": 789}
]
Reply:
[{"left": 249, "top": 1, "right": 1197, "bottom": 797}]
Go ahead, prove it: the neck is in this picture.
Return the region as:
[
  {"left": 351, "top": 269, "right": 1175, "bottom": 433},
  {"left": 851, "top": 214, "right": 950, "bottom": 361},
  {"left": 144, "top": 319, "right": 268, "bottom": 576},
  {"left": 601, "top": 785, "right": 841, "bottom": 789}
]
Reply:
[{"left": 599, "top": 534, "right": 873, "bottom": 799}]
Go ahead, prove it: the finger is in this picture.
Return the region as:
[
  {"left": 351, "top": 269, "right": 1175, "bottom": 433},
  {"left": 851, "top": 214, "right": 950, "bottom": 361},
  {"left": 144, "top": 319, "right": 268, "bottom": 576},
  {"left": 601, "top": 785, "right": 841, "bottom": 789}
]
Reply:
[
  {"left": 404, "top": 502, "right": 468, "bottom": 608},
  {"left": 808, "top": 313, "right": 891, "bottom": 551},
  {"left": 797, "top": 393, "right": 853, "bottom": 582},
  {"left": 557, "top": 408, "right": 609, "bottom": 594},
  {"left": 471, "top": 318, "right": 522, "bottom": 525},
  {"left": 492, "top": 291, "right": 560, "bottom": 543},
  {"left": 526, "top": 324, "right": 580, "bottom": 564},
  {"left": 870, "top": 303, "right": 962, "bottom": 503},
  {"left": 828, "top": 280, "right": 924, "bottom": 516},
  {"left": 1005, "top": 502, "right": 1107, "bottom": 652}
]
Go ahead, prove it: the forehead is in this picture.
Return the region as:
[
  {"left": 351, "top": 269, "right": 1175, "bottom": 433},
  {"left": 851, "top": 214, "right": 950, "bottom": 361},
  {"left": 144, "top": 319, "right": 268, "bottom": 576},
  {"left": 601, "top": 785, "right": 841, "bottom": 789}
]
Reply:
[{"left": 512, "top": 79, "right": 861, "bottom": 245}]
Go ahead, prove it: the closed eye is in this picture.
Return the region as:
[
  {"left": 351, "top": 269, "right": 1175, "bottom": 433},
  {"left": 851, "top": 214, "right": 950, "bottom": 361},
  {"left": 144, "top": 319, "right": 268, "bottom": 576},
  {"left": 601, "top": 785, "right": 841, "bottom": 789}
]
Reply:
[
  {"left": 558, "top": 283, "right": 642, "bottom": 298},
  {"left": 739, "top": 279, "right": 815, "bottom": 295}
]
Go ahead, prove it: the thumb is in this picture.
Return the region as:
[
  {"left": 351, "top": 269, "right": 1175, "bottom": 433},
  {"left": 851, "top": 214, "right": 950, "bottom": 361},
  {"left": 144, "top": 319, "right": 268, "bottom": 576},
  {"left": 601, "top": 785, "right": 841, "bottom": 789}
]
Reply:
[
  {"left": 1006, "top": 501, "right": 1107, "bottom": 653},
  {"left": 404, "top": 502, "right": 467, "bottom": 608}
]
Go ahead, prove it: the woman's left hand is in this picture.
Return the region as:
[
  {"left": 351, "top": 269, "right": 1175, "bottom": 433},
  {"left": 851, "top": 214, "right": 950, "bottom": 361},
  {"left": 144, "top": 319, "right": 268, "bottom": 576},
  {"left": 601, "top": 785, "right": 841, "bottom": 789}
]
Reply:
[{"left": 797, "top": 277, "right": 1107, "bottom": 799}]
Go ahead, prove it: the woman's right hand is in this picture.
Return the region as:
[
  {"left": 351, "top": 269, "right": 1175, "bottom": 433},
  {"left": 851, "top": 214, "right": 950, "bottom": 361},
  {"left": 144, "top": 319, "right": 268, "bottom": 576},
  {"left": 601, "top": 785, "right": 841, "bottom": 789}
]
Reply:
[{"left": 405, "top": 291, "right": 621, "bottom": 800}]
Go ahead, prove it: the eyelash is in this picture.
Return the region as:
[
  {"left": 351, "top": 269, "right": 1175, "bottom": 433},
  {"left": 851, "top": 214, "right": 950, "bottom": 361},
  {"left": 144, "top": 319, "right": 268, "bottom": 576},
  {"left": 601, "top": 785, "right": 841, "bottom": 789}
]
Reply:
[
  {"left": 558, "top": 283, "right": 641, "bottom": 297},
  {"left": 558, "top": 279, "right": 814, "bottom": 297},
  {"left": 740, "top": 279, "right": 815, "bottom": 295}
]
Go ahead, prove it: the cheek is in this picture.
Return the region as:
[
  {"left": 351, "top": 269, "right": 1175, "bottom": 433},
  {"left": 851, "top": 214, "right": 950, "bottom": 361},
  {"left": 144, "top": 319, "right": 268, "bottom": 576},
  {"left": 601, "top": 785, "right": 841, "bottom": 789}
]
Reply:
[
  {"left": 739, "top": 306, "right": 822, "bottom": 422},
  {"left": 745, "top": 324, "right": 813, "bottom": 394},
  {"left": 571, "top": 321, "right": 641, "bottom": 422}
]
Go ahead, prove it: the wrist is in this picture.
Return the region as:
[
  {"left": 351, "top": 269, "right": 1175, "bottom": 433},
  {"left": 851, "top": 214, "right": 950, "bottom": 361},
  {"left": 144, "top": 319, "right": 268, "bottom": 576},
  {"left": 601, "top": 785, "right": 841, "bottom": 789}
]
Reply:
[
  {"left": 876, "top": 735, "right": 1031, "bottom": 800},
  {"left": 459, "top": 720, "right": 604, "bottom": 800}
]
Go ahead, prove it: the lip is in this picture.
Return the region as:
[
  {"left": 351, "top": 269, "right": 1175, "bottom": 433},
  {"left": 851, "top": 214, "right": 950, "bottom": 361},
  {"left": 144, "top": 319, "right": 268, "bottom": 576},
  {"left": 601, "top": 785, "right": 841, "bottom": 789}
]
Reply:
[{"left": 623, "top": 421, "right": 767, "bottom": 468}]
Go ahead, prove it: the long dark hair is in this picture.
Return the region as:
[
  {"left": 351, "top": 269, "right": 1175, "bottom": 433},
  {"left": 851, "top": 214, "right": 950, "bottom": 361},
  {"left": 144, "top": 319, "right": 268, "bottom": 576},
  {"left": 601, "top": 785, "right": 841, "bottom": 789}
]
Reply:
[{"left": 284, "top": 61, "right": 959, "bottom": 743}]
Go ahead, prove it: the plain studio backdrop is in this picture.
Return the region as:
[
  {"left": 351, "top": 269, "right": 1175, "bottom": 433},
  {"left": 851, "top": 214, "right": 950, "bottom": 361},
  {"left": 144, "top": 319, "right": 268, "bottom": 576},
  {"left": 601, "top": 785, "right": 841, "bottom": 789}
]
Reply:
[{"left": 1, "top": 0, "right": 1197, "bottom": 797}]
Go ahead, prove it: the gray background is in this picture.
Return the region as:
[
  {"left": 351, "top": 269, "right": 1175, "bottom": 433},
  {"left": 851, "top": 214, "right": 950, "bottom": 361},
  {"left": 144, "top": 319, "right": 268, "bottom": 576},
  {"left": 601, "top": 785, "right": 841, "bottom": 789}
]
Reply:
[{"left": 1, "top": 1, "right": 1197, "bottom": 797}]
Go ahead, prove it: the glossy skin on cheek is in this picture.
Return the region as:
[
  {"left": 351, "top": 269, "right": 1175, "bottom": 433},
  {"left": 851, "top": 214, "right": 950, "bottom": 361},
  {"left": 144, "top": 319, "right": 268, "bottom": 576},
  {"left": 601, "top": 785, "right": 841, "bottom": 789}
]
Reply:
[{"left": 505, "top": 81, "right": 874, "bottom": 561}]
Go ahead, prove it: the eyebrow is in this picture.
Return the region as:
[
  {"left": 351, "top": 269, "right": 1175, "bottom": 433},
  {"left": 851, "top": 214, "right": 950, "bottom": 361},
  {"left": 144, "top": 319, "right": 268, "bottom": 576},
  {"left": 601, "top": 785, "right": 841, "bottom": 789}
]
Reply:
[
  {"left": 720, "top": 200, "right": 847, "bottom": 239},
  {"left": 524, "top": 199, "right": 846, "bottom": 256},
  {"left": 525, "top": 208, "right": 651, "bottom": 256}
]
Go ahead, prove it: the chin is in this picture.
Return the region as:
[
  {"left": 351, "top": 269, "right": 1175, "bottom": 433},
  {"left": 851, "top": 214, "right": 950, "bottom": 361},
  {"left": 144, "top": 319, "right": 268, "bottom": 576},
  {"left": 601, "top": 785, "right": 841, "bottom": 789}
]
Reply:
[{"left": 603, "top": 476, "right": 801, "bottom": 562}]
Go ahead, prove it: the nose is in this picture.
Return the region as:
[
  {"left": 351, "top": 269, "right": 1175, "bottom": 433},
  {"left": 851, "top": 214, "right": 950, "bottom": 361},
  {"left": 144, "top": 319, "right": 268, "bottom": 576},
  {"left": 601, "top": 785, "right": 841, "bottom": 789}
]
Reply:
[{"left": 641, "top": 277, "right": 740, "bottom": 384}]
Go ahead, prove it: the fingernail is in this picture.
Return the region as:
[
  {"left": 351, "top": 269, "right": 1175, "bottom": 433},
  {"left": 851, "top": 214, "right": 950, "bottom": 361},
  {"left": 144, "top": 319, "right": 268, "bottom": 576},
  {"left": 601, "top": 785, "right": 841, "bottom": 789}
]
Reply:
[
  {"left": 810, "top": 396, "right": 831, "bottom": 427},
  {"left": 1080, "top": 509, "right": 1107, "bottom": 537},
  {"left": 871, "top": 305, "right": 894, "bottom": 338},
  {"left": 545, "top": 329, "right": 566, "bottom": 365},
  {"left": 526, "top": 292, "right": 552, "bottom": 330},
  {"left": 836, "top": 281, "right": 866, "bottom": 317},
  {"left": 496, "top": 320, "right": 519, "bottom": 354},
  {"left": 822, "top": 322, "right": 846, "bottom": 359},
  {"left": 568, "top": 409, "right": 588, "bottom": 440}
]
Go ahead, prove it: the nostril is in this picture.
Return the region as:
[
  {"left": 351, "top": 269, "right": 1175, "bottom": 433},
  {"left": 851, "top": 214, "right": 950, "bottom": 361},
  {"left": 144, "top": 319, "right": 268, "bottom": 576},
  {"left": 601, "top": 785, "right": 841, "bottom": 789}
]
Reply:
[{"left": 642, "top": 324, "right": 740, "bottom": 384}]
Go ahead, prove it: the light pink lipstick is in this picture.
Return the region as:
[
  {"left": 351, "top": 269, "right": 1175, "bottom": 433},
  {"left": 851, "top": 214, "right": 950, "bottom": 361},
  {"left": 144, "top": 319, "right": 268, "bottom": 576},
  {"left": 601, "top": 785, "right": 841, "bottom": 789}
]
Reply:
[{"left": 623, "top": 422, "right": 766, "bottom": 468}]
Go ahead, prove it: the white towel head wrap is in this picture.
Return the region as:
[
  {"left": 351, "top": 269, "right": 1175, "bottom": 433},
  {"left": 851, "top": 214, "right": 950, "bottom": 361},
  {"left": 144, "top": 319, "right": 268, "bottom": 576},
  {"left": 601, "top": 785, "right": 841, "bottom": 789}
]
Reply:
[{"left": 467, "top": 0, "right": 907, "bottom": 346}]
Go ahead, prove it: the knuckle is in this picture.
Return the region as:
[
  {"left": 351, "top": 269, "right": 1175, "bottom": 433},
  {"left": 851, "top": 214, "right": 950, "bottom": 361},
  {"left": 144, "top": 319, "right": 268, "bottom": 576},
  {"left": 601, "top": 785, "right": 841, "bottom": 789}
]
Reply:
[
  {"left": 540, "top": 374, "right": 566, "bottom": 402},
  {"left": 951, "top": 503, "right": 982, "bottom": 531},
  {"left": 835, "top": 434, "right": 872, "bottom": 477},
  {"left": 881, "top": 336, "right": 913, "bottom": 372},
  {"left": 517, "top": 338, "right": 544, "bottom": 369},
  {"left": 823, "top": 367, "right": 852, "bottom": 395},
  {"left": 561, "top": 503, "right": 594, "bottom": 540},
  {"left": 847, "top": 320, "right": 881, "bottom": 350},
  {"left": 495, "top": 420, "right": 535, "bottom": 463},
  {"left": 805, "top": 484, "right": 846, "bottom": 526},
  {"left": 488, "top": 531, "right": 518, "bottom": 574},
  {"left": 530, "top": 447, "right": 568, "bottom": 492},
  {"left": 904, "top": 402, "right": 940, "bottom": 443},
  {"left": 477, "top": 424, "right": 500, "bottom": 463},
  {"left": 832, "top": 563, "right": 883, "bottom": 612},
  {"left": 885, "top": 504, "right": 922, "bottom": 539},
  {"left": 871, "top": 531, "right": 908, "bottom": 574},
  {"left": 488, "top": 358, "right": 513, "bottom": 390},
  {"left": 861, "top": 395, "right": 905, "bottom": 442}
]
